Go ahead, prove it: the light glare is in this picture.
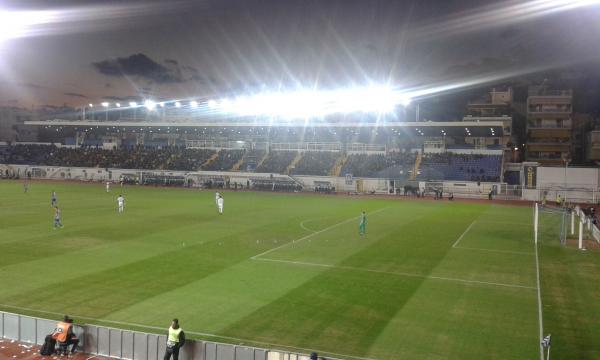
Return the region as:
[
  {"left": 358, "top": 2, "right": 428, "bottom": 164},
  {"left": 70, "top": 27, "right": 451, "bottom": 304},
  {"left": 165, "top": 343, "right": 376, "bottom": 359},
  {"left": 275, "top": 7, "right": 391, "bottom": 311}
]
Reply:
[{"left": 144, "top": 100, "right": 156, "bottom": 110}]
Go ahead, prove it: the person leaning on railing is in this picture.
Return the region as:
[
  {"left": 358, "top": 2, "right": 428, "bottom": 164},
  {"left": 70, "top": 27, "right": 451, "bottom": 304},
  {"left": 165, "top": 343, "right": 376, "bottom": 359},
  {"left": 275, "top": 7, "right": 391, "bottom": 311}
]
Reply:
[{"left": 164, "top": 318, "right": 185, "bottom": 360}]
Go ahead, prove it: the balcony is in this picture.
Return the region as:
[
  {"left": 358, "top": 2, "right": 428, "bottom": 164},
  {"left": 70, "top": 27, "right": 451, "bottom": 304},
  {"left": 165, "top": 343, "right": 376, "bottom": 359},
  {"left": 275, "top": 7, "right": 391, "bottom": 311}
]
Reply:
[
  {"left": 527, "top": 121, "right": 572, "bottom": 129},
  {"left": 528, "top": 88, "right": 572, "bottom": 96},
  {"left": 527, "top": 142, "right": 571, "bottom": 152},
  {"left": 527, "top": 107, "right": 572, "bottom": 114}
]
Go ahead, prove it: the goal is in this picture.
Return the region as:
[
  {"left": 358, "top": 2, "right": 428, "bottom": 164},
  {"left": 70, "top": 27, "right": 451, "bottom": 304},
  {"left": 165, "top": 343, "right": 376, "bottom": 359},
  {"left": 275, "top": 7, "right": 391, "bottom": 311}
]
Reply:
[
  {"left": 534, "top": 203, "right": 597, "bottom": 249},
  {"left": 534, "top": 203, "right": 567, "bottom": 246}
]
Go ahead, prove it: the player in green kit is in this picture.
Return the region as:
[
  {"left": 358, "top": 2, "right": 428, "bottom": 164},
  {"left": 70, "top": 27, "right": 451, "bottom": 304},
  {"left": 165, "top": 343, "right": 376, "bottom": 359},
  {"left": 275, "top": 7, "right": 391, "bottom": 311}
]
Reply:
[{"left": 359, "top": 211, "right": 366, "bottom": 236}]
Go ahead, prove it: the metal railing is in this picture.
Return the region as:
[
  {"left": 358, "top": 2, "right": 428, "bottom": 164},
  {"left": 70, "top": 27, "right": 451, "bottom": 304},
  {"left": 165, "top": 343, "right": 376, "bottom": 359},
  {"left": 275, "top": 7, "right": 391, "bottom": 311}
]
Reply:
[{"left": 0, "top": 311, "right": 334, "bottom": 360}]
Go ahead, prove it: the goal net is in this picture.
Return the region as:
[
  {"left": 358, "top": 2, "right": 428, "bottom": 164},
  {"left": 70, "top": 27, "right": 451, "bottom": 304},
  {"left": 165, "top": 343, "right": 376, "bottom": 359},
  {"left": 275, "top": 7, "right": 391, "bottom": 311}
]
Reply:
[
  {"left": 534, "top": 203, "right": 567, "bottom": 246},
  {"left": 535, "top": 203, "right": 598, "bottom": 249}
]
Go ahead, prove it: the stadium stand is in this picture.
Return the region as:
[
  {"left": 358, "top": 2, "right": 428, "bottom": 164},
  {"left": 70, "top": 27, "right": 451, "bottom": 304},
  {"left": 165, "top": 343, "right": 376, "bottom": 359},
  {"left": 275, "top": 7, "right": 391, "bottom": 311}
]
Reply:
[
  {"left": 0, "top": 144, "right": 215, "bottom": 171},
  {"left": 238, "top": 149, "right": 266, "bottom": 172},
  {"left": 1, "top": 145, "right": 501, "bottom": 182},
  {"left": 341, "top": 152, "right": 416, "bottom": 178},
  {"left": 255, "top": 151, "right": 297, "bottom": 174},
  {"left": 418, "top": 153, "right": 502, "bottom": 182},
  {"left": 291, "top": 152, "right": 340, "bottom": 176},
  {"left": 204, "top": 150, "right": 245, "bottom": 171}
]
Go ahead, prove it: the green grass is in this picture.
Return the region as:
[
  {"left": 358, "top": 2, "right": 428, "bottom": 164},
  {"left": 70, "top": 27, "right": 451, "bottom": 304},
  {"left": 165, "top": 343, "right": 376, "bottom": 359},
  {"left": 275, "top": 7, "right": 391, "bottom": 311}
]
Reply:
[{"left": 0, "top": 180, "right": 598, "bottom": 359}]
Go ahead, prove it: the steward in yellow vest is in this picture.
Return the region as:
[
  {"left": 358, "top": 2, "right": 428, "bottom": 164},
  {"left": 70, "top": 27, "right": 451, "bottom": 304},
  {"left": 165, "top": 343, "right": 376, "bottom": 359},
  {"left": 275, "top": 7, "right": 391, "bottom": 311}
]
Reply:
[{"left": 163, "top": 318, "right": 185, "bottom": 360}]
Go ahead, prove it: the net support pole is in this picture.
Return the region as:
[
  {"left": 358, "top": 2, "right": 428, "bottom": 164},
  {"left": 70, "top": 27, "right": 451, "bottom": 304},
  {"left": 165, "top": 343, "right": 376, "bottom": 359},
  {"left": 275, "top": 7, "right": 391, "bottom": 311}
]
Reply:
[
  {"left": 571, "top": 211, "right": 575, "bottom": 235},
  {"left": 579, "top": 219, "right": 584, "bottom": 250},
  {"left": 534, "top": 203, "right": 539, "bottom": 244}
]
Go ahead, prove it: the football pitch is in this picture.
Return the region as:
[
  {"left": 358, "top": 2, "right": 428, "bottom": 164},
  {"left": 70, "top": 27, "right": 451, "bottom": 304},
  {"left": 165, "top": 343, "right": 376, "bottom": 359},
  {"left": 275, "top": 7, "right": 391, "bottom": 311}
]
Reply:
[{"left": 0, "top": 180, "right": 598, "bottom": 359}]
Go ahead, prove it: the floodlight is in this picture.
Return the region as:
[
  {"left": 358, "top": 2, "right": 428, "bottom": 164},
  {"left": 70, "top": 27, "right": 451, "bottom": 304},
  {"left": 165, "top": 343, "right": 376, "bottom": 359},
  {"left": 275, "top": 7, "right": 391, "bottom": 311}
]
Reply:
[
  {"left": 144, "top": 100, "right": 156, "bottom": 110},
  {"left": 159, "top": 102, "right": 165, "bottom": 108},
  {"left": 399, "top": 95, "right": 412, "bottom": 107},
  {"left": 101, "top": 102, "right": 109, "bottom": 108},
  {"left": 115, "top": 103, "right": 121, "bottom": 107},
  {"left": 129, "top": 101, "right": 137, "bottom": 107},
  {"left": 208, "top": 100, "right": 217, "bottom": 109},
  {"left": 0, "top": 10, "right": 57, "bottom": 42},
  {"left": 174, "top": 101, "right": 182, "bottom": 108},
  {"left": 190, "top": 100, "right": 198, "bottom": 108}
]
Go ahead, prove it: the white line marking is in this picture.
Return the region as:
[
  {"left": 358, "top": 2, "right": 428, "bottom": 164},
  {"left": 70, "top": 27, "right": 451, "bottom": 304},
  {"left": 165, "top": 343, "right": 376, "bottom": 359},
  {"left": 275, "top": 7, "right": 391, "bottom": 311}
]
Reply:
[
  {"left": 452, "top": 221, "right": 533, "bottom": 255},
  {"left": 535, "top": 235, "right": 544, "bottom": 360},
  {"left": 452, "top": 221, "right": 476, "bottom": 248},
  {"left": 251, "top": 207, "right": 390, "bottom": 260},
  {"left": 475, "top": 220, "right": 532, "bottom": 226},
  {"left": 0, "top": 304, "right": 377, "bottom": 360},
  {"left": 254, "top": 258, "right": 537, "bottom": 290},
  {"left": 299, "top": 219, "right": 317, "bottom": 233},
  {"left": 454, "top": 246, "right": 534, "bottom": 256}
]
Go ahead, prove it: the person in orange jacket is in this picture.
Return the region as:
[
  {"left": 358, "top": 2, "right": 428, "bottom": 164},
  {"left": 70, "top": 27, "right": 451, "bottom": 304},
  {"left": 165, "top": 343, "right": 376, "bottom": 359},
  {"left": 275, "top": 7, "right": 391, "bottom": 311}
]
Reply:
[{"left": 52, "top": 315, "right": 79, "bottom": 356}]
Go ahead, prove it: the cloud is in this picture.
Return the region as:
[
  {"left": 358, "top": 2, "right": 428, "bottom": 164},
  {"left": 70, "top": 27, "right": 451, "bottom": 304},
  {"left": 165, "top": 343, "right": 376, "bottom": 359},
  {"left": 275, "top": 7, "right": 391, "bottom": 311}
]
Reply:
[
  {"left": 64, "top": 92, "right": 88, "bottom": 98},
  {"left": 444, "top": 56, "right": 517, "bottom": 76},
  {"left": 92, "top": 53, "right": 202, "bottom": 84},
  {"left": 0, "top": 81, "right": 48, "bottom": 90},
  {"left": 102, "top": 95, "right": 143, "bottom": 103}
]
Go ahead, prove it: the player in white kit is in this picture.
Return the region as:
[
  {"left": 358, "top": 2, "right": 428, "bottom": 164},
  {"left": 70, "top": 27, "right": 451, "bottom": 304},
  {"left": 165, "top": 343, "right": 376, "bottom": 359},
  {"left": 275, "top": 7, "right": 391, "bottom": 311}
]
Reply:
[
  {"left": 117, "top": 194, "right": 125, "bottom": 213},
  {"left": 106, "top": 182, "right": 111, "bottom": 193},
  {"left": 217, "top": 195, "right": 224, "bottom": 214}
]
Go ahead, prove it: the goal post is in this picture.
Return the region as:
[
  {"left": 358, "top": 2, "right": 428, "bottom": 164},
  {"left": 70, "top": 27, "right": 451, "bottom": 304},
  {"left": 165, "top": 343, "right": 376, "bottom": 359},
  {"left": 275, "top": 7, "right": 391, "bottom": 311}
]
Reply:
[
  {"left": 534, "top": 203, "right": 567, "bottom": 246},
  {"left": 535, "top": 203, "right": 597, "bottom": 249}
]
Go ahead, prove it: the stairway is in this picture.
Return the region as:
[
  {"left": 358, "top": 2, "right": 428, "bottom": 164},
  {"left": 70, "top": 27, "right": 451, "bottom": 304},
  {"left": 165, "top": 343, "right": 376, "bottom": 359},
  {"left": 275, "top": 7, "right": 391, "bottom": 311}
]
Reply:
[
  {"left": 410, "top": 152, "right": 422, "bottom": 180},
  {"left": 255, "top": 152, "right": 269, "bottom": 170},
  {"left": 201, "top": 150, "right": 220, "bottom": 169},
  {"left": 285, "top": 152, "right": 303, "bottom": 175},
  {"left": 230, "top": 150, "right": 247, "bottom": 171},
  {"left": 330, "top": 154, "right": 347, "bottom": 176}
]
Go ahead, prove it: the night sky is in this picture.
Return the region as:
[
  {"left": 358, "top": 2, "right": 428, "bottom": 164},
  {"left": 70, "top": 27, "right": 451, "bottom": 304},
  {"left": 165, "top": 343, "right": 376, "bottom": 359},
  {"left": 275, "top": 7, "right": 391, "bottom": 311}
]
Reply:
[{"left": 2, "top": 0, "right": 600, "bottom": 108}]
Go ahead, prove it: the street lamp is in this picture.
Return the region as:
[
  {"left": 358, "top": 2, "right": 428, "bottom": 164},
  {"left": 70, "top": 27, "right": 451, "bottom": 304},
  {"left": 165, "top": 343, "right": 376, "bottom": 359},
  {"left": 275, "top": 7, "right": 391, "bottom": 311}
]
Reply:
[
  {"left": 101, "top": 102, "right": 109, "bottom": 121},
  {"left": 129, "top": 102, "right": 138, "bottom": 121},
  {"left": 83, "top": 103, "right": 93, "bottom": 120}
]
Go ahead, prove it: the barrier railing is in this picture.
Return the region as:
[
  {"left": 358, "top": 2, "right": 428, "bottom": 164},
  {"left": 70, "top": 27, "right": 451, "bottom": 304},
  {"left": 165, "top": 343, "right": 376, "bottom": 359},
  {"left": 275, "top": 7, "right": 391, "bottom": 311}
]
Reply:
[{"left": 0, "top": 311, "right": 332, "bottom": 360}]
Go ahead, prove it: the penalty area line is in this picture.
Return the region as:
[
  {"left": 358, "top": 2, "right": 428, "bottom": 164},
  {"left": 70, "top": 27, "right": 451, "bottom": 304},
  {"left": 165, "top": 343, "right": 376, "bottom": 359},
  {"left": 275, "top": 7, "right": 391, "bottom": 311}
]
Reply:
[
  {"left": 0, "top": 304, "right": 378, "bottom": 360},
  {"left": 452, "top": 220, "right": 476, "bottom": 248},
  {"left": 454, "top": 246, "right": 534, "bottom": 256},
  {"left": 254, "top": 258, "right": 537, "bottom": 290},
  {"left": 251, "top": 207, "right": 390, "bottom": 260}
]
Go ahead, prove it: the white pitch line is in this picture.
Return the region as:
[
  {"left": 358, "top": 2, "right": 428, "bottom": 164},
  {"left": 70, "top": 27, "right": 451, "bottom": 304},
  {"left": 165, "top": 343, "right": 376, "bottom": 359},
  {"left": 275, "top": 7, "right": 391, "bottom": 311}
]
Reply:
[
  {"left": 254, "top": 258, "right": 537, "bottom": 290},
  {"left": 251, "top": 207, "right": 390, "bottom": 260},
  {"left": 0, "top": 304, "right": 378, "bottom": 360},
  {"left": 454, "top": 246, "right": 534, "bottom": 256},
  {"left": 475, "top": 220, "right": 532, "bottom": 226},
  {"left": 299, "top": 219, "right": 317, "bottom": 233},
  {"left": 451, "top": 220, "right": 533, "bottom": 255},
  {"left": 452, "top": 221, "right": 476, "bottom": 248}
]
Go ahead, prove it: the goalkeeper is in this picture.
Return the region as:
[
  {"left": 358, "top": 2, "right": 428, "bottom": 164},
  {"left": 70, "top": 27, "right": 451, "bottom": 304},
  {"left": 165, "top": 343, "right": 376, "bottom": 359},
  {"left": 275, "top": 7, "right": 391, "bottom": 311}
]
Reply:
[{"left": 359, "top": 211, "right": 366, "bottom": 236}]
